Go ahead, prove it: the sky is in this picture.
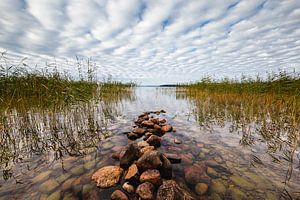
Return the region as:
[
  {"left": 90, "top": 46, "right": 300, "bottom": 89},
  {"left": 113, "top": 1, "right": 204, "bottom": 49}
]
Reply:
[{"left": 0, "top": 0, "right": 300, "bottom": 85}]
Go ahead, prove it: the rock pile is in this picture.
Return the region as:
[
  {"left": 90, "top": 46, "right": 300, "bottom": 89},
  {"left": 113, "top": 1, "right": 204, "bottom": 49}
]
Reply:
[{"left": 91, "top": 110, "right": 195, "bottom": 199}]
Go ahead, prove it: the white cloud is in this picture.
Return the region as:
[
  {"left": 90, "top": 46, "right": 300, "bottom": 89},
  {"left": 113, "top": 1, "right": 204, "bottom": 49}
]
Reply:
[{"left": 0, "top": 0, "right": 299, "bottom": 84}]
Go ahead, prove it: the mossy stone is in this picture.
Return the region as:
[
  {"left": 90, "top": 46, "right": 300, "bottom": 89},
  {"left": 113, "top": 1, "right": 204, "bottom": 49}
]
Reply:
[
  {"left": 228, "top": 186, "right": 247, "bottom": 200},
  {"left": 210, "top": 179, "right": 226, "bottom": 195},
  {"left": 230, "top": 175, "right": 254, "bottom": 189}
]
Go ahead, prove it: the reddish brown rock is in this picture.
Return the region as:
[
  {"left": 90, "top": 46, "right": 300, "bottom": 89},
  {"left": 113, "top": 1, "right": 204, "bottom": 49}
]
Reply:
[
  {"left": 164, "top": 153, "right": 181, "bottom": 164},
  {"left": 150, "top": 118, "right": 160, "bottom": 125},
  {"left": 161, "top": 125, "right": 173, "bottom": 132},
  {"left": 136, "top": 182, "right": 155, "bottom": 200},
  {"left": 174, "top": 138, "right": 182, "bottom": 144},
  {"left": 133, "top": 128, "right": 146, "bottom": 136},
  {"left": 159, "top": 154, "right": 173, "bottom": 179},
  {"left": 181, "top": 153, "right": 194, "bottom": 165},
  {"left": 141, "top": 120, "right": 155, "bottom": 128},
  {"left": 91, "top": 166, "right": 123, "bottom": 188},
  {"left": 137, "top": 150, "right": 162, "bottom": 171},
  {"left": 127, "top": 132, "right": 139, "bottom": 140},
  {"left": 139, "top": 146, "right": 155, "bottom": 156},
  {"left": 184, "top": 163, "right": 210, "bottom": 185},
  {"left": 125, "top": 163, "right": 139, "bottom": 180},
  {"left": 146, "top": 135, "right": 161, "bottom": 148},
  {"left": 140, "top": 169, "right": 161, "bottom": 185},
  {"left": 120, "top": 143, "right": 140, "bottom": 168},
  {"left": 159, "top": 118, "right": 166, "bottom": 124},
  {"left": 156, "top": 180, "right": 195, "bottom": 200},
  {"left": 111, "top": 190, "right": 129, "bottom": 200}
]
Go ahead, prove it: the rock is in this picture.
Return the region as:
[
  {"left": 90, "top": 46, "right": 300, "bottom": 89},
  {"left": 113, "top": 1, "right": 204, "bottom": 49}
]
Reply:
[
  {"left": 137, "top": 150, "right": 162, "bottom": 171},
  {"left": 159, "top": 154, "right": 172, "bottom": 179},
  {"left": 146, "top": 135, "right": 161, "bottom": 148},
  {"left": 32, "top": 171, "right": 52, "bottom": 183},
  {"left": 207, "top": 167, "right": 218, "bottom": 178},
  {"left": 174, "top": 139, "right": 182, "bottom": 144},
  {"left": 82, "top": 184, "right": 94, "bottom": 195},
  {"left": 164, "top": 153, "right": 181, "bottom": 164},
  {"left": 123, "top": 182, "right": 135, "bottom": 194},
  {"left": 112, "top": 149, "right": 123, "bottom": 160},
  {"left": 124, "top": 164, "right": 139, "bottom": 180},
  {"left": 210, "top": 179, "right": 226, "bottom": 195},
  {"left": 209, "top": 193, "right": 222, "bottom": 200},
  {"left": 111, "top": 190, "right": 129, "bottom": 200},
  {"left": 159, "top": 119, "right": 166, "bottom": 124},
  {"left": 46, "top": 191, "right": 61, "bottom": 200},
  {"left": 56, "top": 173, "right": 72, "bottom": 183},
  {"left": 120, "top": 143, "right": 140, "bottom": 168},
  {"left": 142, "top": 120, "right": 155, "bottom": 128},
  {"left": 136, "top": 182, "right": 155, "bottom": 200},
  {"left": 161, "top": 125, "right": 173, "bottom": 132},
  {"left": 62, "top": 178, "right": 76, "bottom": 190},
  {"left": 127, "top": 132, "right": 139, "bottom": 140},
  {"left": 184, "top": 164, "right": 210, "bottom": 185},
  {"left": 139, "top": 146, "right": 155, "bottom": 156},
  {"left": 137, "top": 141, "right": 149, "bottom": 148},
  {"left": 84, "top": 160, "right": 96, "bottom": 170},
  {"left": 157, "top": 180, "right": 195, "bottom": 200},
  {"left": 150, "top": 118, "right": 160, "bottom": 124},
  {"left": 140, "top": 169, "right": 161, "bottom": 185},
  {"left": 205, "top": 160, "right": 219, "bottom": 168},
  {"left": 143, "top": 132, "right": 153, "bottom": 141},
  {"left": 39, "top": 179, "right": 60, "bottom": 193},
  {"left": 70, "top": 166, "right": 85, "bottom": 176},
  {"left": 195, "top": 183, "right": 208, "bottom": 195},
  {"left": 91, "top": 166, "right": 123, "bottom": 188},
  {"left": 230, "top": 175, "right": 254, "bottom": 189},
  {"left": 133, "top": 128, "right": 146, "bottom": 136},
  {"left": 197, "top": 143, "right": 204, "bottom": 148},
  {"left": 228, "top": 186, "right": 247, "bottom": 200}
]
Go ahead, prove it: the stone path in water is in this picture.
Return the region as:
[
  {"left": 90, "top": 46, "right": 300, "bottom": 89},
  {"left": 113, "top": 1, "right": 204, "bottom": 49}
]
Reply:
[{"left": 91, "top": 110, "right": 198, "bottom": 200}]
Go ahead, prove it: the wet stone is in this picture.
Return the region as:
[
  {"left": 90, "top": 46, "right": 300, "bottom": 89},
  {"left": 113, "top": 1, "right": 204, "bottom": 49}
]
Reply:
[
  {"left": 56, "top": 173, "right": 72, "bottom": 183},
  {"left": 141, "top": 120, "right": 155, "bottom": 127},
  {"left": 230, "top": 175, "right": 255, "bottom": 190},
  {"left": 111, "top": 190, "right": 129, "bottom": 200},
  {"left": 207, "top": 167, "right": 219, "bottom": 178},
  {"left": 39, "top": 179, "right": 60, "bottom": 193},
  {"left": 82, "top": 184, "right": 94, "bottom": 195},
  {"left": 156, "top": 180, "right": 195, "bottom": 200},
  {"left": 161, "top": 125, "right": 173, "bottom": 132},
  {"left": 184, "top": 164, "right": 208, "bottom": 185},
  {"left": 120, "top": 143, "right": 140, "bottom": 168},
  {"left": 62, "top": 178, "right": 76, "bottom": 190},
  {"left": 84, "top": 160, "right": 96, "bottom": 170},
  {"left": 125, "top": 163, "right": 139, "bottom": 180},
  {"left": 137, "top": 150, "right": 162, "bottom": 171},
  {"left": 46, "top": 191, "right": 61, "bottom": 200},
  {"left": 210, "top": 179, "right": 226, "bottom": 195},
  {"left": 123, "top": 182, "right": 135, "bottom": 194},
  {"left": 136, "top": 182, "right": 155, "bottom": 200},
  {"left": 174, "top": 138, "right": 182, "bottom": 144},
  {"left": 164, "top": 153, "right": 181, "bottom": 164},
  {"left": 146, "top": 135, "right": 161, "bottom": 148},
  {"left": 140, "top": 169, "right": 161, "bottom": 185},
  {"left": 91, "top": 166, "right": 123, "bottom": 188},
  {"left": 195, "top": 183, "right": 209, "bottom": 195},
  {"left": 32, "top": 171, "right": 52, "bottom": 183},
  {"left": 133, "top": 128, "right": 147, "bottom": 136},
  {"left": 70, "top": 165, "right": 85, "bottom": 176},
  {"left": 228, "top": 186, "right": 247, "bottom": 200},
  {"left": 127, "top": 132, "right": 139, "bottom": 140},
  {"left": 137, "top": 141, "right": 150, "bottom": 148}
]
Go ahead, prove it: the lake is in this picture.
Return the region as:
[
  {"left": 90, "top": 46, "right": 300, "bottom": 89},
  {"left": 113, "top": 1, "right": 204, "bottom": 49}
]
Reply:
[{"left": 0, "top": 87, "right": 299, "bottom": 199}]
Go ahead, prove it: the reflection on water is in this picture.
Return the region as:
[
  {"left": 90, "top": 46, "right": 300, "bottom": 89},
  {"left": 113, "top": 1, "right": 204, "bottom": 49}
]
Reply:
[{"left": 0, "top": 87, "right": 299, "bottom": 199}]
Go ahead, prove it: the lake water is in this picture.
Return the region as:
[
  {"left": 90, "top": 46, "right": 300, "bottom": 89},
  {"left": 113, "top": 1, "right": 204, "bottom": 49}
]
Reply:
[{"left": 0, "top": 87, "right": 299, "bottom": 199}]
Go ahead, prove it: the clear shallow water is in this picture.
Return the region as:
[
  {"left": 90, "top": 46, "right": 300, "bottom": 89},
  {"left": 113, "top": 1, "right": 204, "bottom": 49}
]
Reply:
[{"left": 0, "top": 87, "right": 299, "bottom": 199}]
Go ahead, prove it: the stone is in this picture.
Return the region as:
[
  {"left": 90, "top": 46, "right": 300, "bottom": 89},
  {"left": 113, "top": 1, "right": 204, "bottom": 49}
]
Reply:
[
  {"left": 197, "top": 143, "right": 204, "bottom": 148},
  {"left": 174, "top": 139, "right": 182, "bottom": 144},
  {"left": 140, "top": 169, "right": 161, "bottom": 185},
  {"left": 120, "top": 143, "right": 140, "bottom": 168},
  {"left": 137, "top": 141, "right": 149, "bottom": 148},
  {"left": 137, "top": 150, "right": 162, "bottom": 171},
  {"left": 195, "top": 183, "right": 209, "bottom": 195},
  {"left": 84, "top": 160, "right": 96, "bottom": 170},
  {"left": 150, "top": 118, "right": 160, "bottom": 124},
  {"left": 62, "top": 178, "right": 76, "bottom": 190},
  {"left": 141, "top": 120, "right": 155, "bottom": 128},
  {"left": 32, "top": 171, "right": 52, "bottom": 183},
  {"left": 91, "top": 166, "right": 123, "bottom": 188},
  {"left": 161, "top": 125, "right": 173, "bottom": 132},
  {"left": 207, "top": 167, "right": 218, "bottom": 178},
  {"left": 146, "top": 135, "right": 161, "bottom": 148},
  {"left": 209, "top": 193, "right": 222, "bottom": 200},
  {"left": 46, "top": 191, "right": 61, "bottom": 200},
  {"left": 123, "top": 182, "right": 135, "bottom": 194},
  {"left": 70, "top": 166, "right": 85, "bottom": 175},
  {"left": 133, "top": 128, "right": 146, "bottom": 136},
  {"left": 181, "top": 153, "right": 193, "bottom": 165},
  {"left": 228, "top": 186, "right": 247, "bottom": 200},
  {"left": 136, "top": 182, "right": 155, "bottom": 200},
  {"left": 159, "top": 119, "right": 166, "bottom": 124},
  {"left": 205, "top": 160, "right": 219, "bottom": 168},
  {"left": 159, "top": 154, "right": 173, "bottom": 179},
  {"left": 39, "top": 179, "right": 60, "bottom": 193},
  {"left": 210, "top": 179, "right": 226, "bottom": 195},
  {"left": 124, "top": 164, "right": 139, "bottom": 180},
  {"left": 111, "top": 190, "right": 129, "bottom": 200},
  {"left": 184, "top": 164, "right": 208, "bottom": 185},
  {"left": 127, "top": 132, "right": 139, "bottom": 140},
  {"left": 157, "top": 180, "right": 195, "bottom": 200},
  {"left": 139, "top": 146, "right": 155, "bottom": 156},
  {"left": 82, "top": 184, "right": 94, "bottom": 195},
  {"left": 230, "top": 175, "right": 255, "bottom": 190},
  {"left": 164, "top": 153, "right": 181, "bottom": 164},
  {"left": 56, "top": 173, "right": 71, "bottom": 183}
]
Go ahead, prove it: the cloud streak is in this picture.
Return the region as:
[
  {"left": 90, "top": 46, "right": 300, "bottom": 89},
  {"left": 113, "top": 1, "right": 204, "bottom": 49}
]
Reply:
[{"left": 0, "top": 0, "right": 299, "bottom": 84}]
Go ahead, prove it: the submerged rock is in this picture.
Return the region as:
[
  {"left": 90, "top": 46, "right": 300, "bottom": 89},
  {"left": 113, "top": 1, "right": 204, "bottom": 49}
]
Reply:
[
  {"left": 174, "top": 138, "right": 182, "bottom": 144},
  {"left": 164, "top": 153, "right": 181, "bottom": 164},
  {"left": 210, "top": 179, "right": 227, "bottom": 195},
  {"left": 161, "top": 125, "right": 173, "bottom": 132},
  {"left": 111, "top": 190, "right": 129, "bottom": 200},
  {"left": 146, "top": 135, "right": 161, "bottom": 148},
  {"left": 195, "top": 183, "right": 209, "bottom": 195},
  {"left": 32, "top": 171, "right": 52, "bottom": 183},
  {"left": 230, "top": 175, "right": 254, "bottom": 189},
  {"left": 159, "top": 154, "right": 173, "bottom": 179},
  {"left": 91, "top": 166, "right": 123, "bottom": 188},
  {"left": 228, "top": 186, "right": 247, "bottom": 200},
  {"left": 207, "top": 167, "right": 218, "bottom": 178},
  {"left": 184, "top": 164, "right": 209, "bottom": 185},
  {"left": 136, "top": 182, "right": 155, "bottom": 200},
  {"left": 156, "top": 180, "right": 195, "bottom": 200},
  {"left": 39, "top": 179, "right": 60, "bottom": 193},
  {"left": 140, "top": 169, "right": 161, "bottom": 185}
]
